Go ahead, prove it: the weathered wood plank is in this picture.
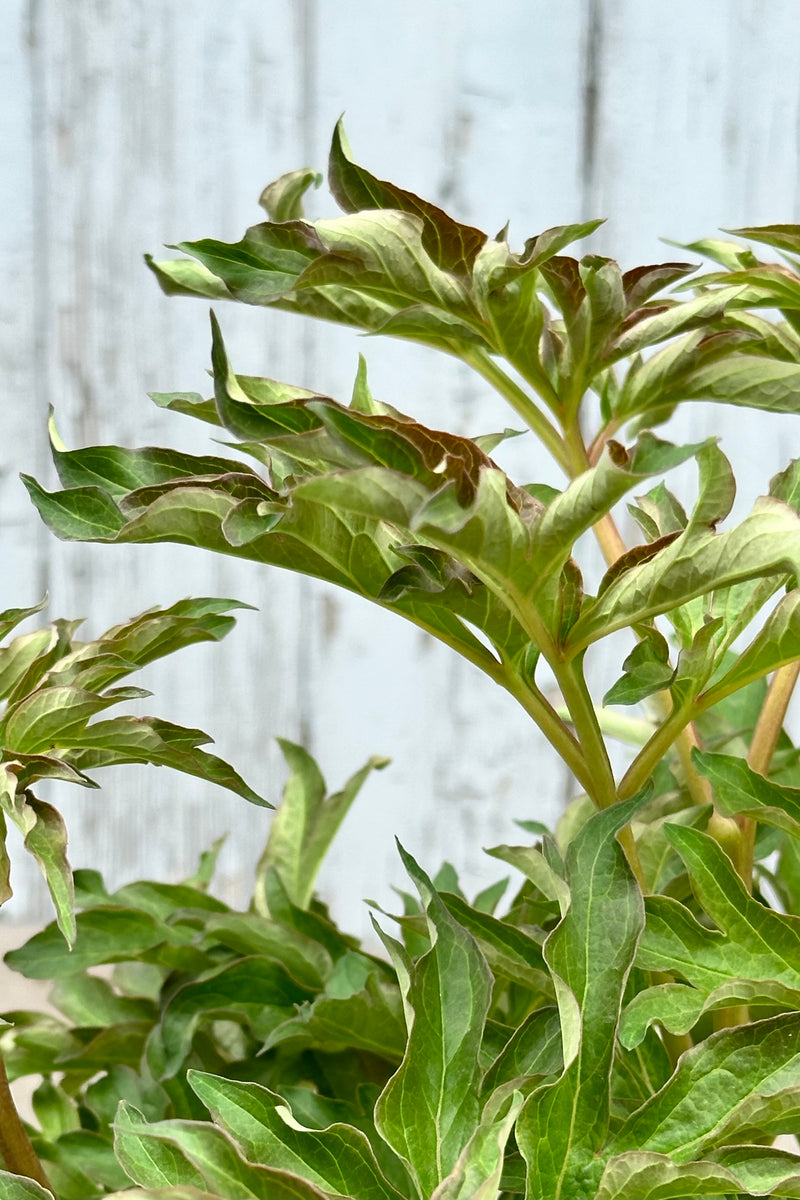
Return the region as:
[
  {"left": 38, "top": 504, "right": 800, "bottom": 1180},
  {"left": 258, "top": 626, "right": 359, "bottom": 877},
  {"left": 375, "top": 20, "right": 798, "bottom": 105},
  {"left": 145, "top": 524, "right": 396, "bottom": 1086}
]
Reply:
[{"left": 4, "top": 0, "right": 800, "bottom": 940}]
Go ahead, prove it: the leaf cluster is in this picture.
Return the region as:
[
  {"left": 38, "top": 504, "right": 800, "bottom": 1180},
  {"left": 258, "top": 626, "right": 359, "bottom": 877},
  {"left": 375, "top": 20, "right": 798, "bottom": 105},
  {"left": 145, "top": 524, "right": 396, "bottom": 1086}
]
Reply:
[
  {"left": 8, "top": 754, "right": 800, "bottom": 1197},
  {"left": 9, "top": 125, "right": 800, "bottom": 1199},
  {"left": 0, "top": 598, "right": 262, "bottom": 943}
]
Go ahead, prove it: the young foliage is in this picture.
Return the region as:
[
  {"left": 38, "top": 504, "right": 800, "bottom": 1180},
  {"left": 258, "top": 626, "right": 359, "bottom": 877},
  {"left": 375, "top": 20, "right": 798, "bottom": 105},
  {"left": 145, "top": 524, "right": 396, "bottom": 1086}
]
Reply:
[
  {"left": 0, "top": 598, "right": 262, "bottom": 943},
  {"left": 14, "top": 124, "right": 800, "bottom": 1198}
]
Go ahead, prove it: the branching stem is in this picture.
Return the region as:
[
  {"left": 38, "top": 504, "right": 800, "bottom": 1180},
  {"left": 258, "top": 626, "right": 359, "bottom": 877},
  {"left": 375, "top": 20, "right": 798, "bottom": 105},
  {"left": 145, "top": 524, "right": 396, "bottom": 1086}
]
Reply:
[
  {"left": 500, "top": 670, "right": 595, "bottom": 797},
  {"left": 618, "top": 700, "right": 696, "bottom": 802},
  {"left": 464, "top": 350, "right": 571, "bottom": 474},
  {"left": 739, "top": 660, "right": 800, "bottom": 888},
  {"left": 557, "top": 659, "right": 618, "bottom": 810}
]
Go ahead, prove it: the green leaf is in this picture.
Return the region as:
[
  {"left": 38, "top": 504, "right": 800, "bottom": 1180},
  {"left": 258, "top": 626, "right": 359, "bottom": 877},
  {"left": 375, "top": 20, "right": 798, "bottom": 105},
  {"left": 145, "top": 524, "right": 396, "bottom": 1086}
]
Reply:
[
  {"left": 620, "top": 977, "right": 800, "bottom": 1049},
  {"left": 607, "top": 1013, "right": 800, "bottom": 1160},
  {"left": 20, "top": 795, "right": 75, "bottom": 944},
  {"left": 259, "top": 167, "right": 320, "bottom": 222},
  {"left": 0, "top": 627, "right": 58, "bottom": 701},
  {"left": 636, "top": 844, "right": 800, "bottom": 1001},
  {"left": 41, "top": 1130, "right": 132, "bottom": 1193},
  {"left": 709, "top": 1145, "right": 800, "bottom": 1197},
  {"left": 0, "top": 769, "right": 75, "bottom": 940},
  {"left": 616, "top": 328, "right": 777, "bottom": 425},
  {"left": 149, "top": 390, "right": 220, "bottom": 426},
  {"left": 22, "top": 473, "right": 127, "bottom": 538},
  {"left": 5, "top": 906, "right": 180, "bottom": 978},
  {"left": 264, "top": 963, "right": 406, "bottom": 1062},
  {"left": 700, "top": 589, "right": 800, "bottom": 705},
  {"left": 529, "top": 435, "right": 705, "bottom": 590},
  {"left": 0, "top": 810, "right": 10, "bottom": 907},
  {"left": 49, "top": 431, "right": 256, "bottom": 503},
  {"left": 156, "top": 957, "right": 313, "bottom": 1078},
  {"left": 633, "top": 803, "right": 711, "bottom": 894},
  {"left": 32, "top": 1077, "right": 80, "bottom": 1140},
  {"left": 606, "top": 286, "right": 744, "bottom": 362},
  {"left": 693, "top": 749, "right": 800, "bottom": 839},
  {"left": 254, "top": 739, "right": 388, "bottom": 910},
  {"left": 567, "top": 448, "right": 800, "bottom": 653},
  {"left": 595, "top": 1148, "right": 800, "bottom": 1199},
  {"left": 328, "top": 119, "right": 486, "bottom": 275},
  {"left": 438, "top": 891, "right": 549, "bottom": 990},
  {"left": 481, "top": 1007, "right": 563, "bottom": 1096},
  {"left": 604, "top": 626, "right": 674, "bottom": 706},
  {"left": 104, "top": 1188, "right": 216, "bottom": 1199},
  {"left": 187, "top": 1071, "right": 406, "bottom": 1200},
  {"left": 374, "top": 843, "right": 493, "bottom": 1198},
  {"left": 0, "top": 597, "right": 48, "bottom": 639},
  {"left": 256, "top": 866, "right": 358, "bottom": 960},
  {"left": 49, "top": 971, "right": 156, "bottom": 1026},
  {"left": 114, "top": 1103, "right": 327, "bottom": 1199},
  {"left": 484, "top": 843, "right": 569, "bottom": 913},
  {"left": 1, "top": 685, "right": 143, "bottom": 754},
  {"left": 108, "top": 878, "right": 228, "bottom": 921},
  {"left": 669, "top": 234, "right": 759, "bottom": 270},
  {"left": 665, "top": 823, "right": 800, "bottom": 987},
  {"left": 306, "top": 432, "right": 694, "bottom": 651},
  {"left": 516, "top": 797, "right": 645, "bottom": 1200},
  {"left": 683, "top": 354, "right": 800, "bottom": 413},
  {"left": 174, "top": 219, "right": 324, "bottom": 305},
  {"left": 470, "top": 239, "right": 547, "bottom": 381},
  {"left": 0, "top": 1171, "right": 54, "bottom": 1200},
  {"left": 145, "top": 252, "right": 232, "bottom": 300},
  {"left": 431, "top": 1087, "right": 524, "bottom": 1200},
  {"left": 629, "top": 481, "right": 688, "bottom": 542},
  {"left": 726, "top": 223, "right": 800, "bottom": 256},
  {"left": 60, "top": 715, "right": 268, "bottom": 808},
  {"left": 36, "top": 598, "right": 249, "bottom": 694},
  {"left": 27, "top": 448, "right": 525, "bottom": 690},
  {"left": 203, "top": 913, "right": 330, "bottom": 989}
]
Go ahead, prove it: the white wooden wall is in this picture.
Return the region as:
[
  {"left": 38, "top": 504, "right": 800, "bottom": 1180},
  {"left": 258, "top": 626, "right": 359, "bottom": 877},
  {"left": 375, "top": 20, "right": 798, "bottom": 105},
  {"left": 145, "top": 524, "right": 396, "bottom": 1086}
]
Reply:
[{"left": 3, "top": 0, "right": 800, "bottom": 939}]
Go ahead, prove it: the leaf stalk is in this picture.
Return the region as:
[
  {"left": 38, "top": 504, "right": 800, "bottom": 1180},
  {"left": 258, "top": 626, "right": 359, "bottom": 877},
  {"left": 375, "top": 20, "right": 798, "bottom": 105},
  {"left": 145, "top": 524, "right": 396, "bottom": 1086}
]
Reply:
[{"left": 463, "top": 349, "right": 571, "bottom": 474}]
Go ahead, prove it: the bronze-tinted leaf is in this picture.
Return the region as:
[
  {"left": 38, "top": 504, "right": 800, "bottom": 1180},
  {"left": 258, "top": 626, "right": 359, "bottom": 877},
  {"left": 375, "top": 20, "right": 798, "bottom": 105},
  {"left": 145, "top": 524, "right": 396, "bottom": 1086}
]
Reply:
[{"left": 328, "top": 120, "right": 486, "bottom": 275}]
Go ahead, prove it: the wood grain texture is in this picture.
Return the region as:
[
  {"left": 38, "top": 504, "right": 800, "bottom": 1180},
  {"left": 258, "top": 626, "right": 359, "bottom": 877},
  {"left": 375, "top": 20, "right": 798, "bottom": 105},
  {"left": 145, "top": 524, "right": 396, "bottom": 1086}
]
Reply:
[{"left": 2, "top": 0, "right": 800, "bottom": 939}]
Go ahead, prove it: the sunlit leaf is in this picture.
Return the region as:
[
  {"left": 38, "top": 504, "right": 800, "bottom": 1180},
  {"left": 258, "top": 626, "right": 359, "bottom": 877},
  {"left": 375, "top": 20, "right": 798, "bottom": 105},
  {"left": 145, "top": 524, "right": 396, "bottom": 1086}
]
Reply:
[
  {"left": 431, "top": 1087, "right": 524, "bottom": 1200},
  {"left": 374, "top": 844, "right": 493, "bottom": 1198},
  {"left": 517, "top": 797, "right": 645, "bottom": 1200},
  {"left": 607, "top": 1013, "right": 800, "bottom": 1160},
  {"left": 114, "top": 1103, "right": 327, "bottom": 1198},
  {"left": 188, "top": 1070, "right": 407, "bottom": 1199},
  {"left": 329, "top": 119, "right": 486, "bottom": 275},
  {"left": 254, "top": 738, "right": 389, "bottom": 910},
  {"left": 0, "top": 1171, "right": 54, "bottom": 1200}
]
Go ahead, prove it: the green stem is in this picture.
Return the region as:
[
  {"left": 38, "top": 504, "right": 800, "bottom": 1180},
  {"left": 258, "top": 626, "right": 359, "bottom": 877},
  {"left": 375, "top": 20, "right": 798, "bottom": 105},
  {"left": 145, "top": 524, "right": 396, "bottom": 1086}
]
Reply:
[
  {"left": 390, "top": 594, "right": 596, "bottom": 799},
  {"left": 739, "top": 660, "right": 800, "bottom": 888},
  {"left": 557, "top": 658, "right": 618, "bottom": 810},
  {"left": 0, "top": 1048, "right": 51, "bottom": 1191},
  {"left": 618, "top": 699, "right": 697, "bottom": 802},
  {"left": 618, "top": 824, "right": 648, "bottom": 892},
  {"left": 463, "top": 349, "right": 571, "bottom": 474},
  {"left": 501, "top": 670, "right": 595, "bottom": 796},
  {"left": 675, "top": 726, "right": 714, "bottom": 807},
  {"left": 555, "top": 703, "right": 654, "bottom": 746}
]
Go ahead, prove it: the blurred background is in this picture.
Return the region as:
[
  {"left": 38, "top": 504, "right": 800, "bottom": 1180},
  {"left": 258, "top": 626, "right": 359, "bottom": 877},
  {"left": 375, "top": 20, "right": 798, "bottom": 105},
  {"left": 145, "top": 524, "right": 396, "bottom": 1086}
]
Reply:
[{"left": 3, "top": 0, "right": 800, "bottom": 945}]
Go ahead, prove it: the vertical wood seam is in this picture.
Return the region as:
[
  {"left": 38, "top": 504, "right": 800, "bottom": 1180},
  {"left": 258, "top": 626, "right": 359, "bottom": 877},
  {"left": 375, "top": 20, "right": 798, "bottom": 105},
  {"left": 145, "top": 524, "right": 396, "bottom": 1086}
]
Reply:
[
  {"left": 581, "top": 0, "right": 603, "bottom": 219},
  {"left": 25, "top": 0, "right": 52, "bottom": 614},
  {"left": 294, "top": 0, "right": 319, "bottom": 751}
]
